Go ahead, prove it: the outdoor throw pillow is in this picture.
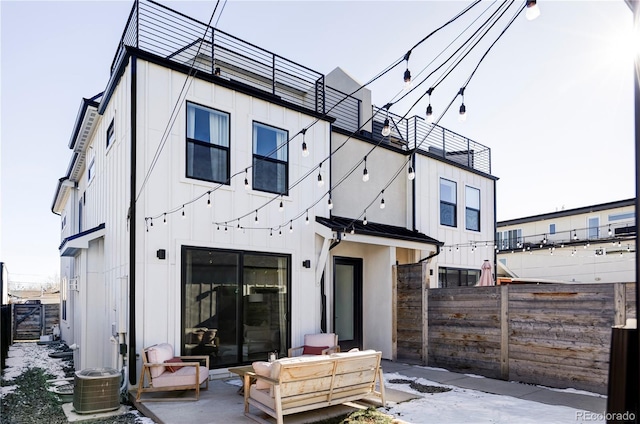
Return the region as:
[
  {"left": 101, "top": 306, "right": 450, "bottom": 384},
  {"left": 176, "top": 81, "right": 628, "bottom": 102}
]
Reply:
[
  {"left": 252, "top": 361, "right": 273, "bottom": 390},
  {"left": 302, "top": 345, "right": 329, "bottom": 355},
  {"left": 164, "top": 357, "right": 183, "bottom": 373}
]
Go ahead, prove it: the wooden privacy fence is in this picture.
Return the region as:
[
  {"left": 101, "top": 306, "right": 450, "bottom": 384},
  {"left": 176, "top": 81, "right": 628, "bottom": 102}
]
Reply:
[
  {"left": 394, "top": 263, "right": 636, "bottom": 395},
  {"left": 12, "top": 303, "right": 60, "bottom": 341}
]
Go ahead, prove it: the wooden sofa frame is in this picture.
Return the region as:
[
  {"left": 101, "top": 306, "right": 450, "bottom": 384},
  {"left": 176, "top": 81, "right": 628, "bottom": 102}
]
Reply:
[
  {"left": 243, "top": 350, "right": 385, "bottom": 424},
  {"left": 136, "top": 345, "right": 209, "bottom": 402}
]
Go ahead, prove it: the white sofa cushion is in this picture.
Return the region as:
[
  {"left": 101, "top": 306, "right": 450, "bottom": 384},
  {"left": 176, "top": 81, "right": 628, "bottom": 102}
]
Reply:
[
  {"left": 147, "top": 343, "right": 174, "bottom": 378},
  {"left": 304, "top": 333, "right": 335, "bottom": 348},
  {"left": 152, "top": 365, "right": 208, "bottom": 388},
  {"left": 252, "top": 361, "right": 273, "bottom": 390}
]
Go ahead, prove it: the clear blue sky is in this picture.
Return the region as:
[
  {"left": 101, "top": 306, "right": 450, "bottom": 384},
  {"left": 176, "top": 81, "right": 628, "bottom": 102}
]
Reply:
[{"left": 1, "top": 0, "right": 636, "bottom": 284}]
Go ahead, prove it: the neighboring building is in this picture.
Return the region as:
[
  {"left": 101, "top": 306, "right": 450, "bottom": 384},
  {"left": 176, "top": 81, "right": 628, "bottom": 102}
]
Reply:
[
  {"left": 497, "top": 199, "right": 636, "bottom": 284},
  {"left": 50, "top": 0, "right": 496, "bottom": 386}
]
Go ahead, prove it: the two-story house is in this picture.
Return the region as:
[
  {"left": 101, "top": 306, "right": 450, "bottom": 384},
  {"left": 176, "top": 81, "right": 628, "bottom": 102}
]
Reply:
[
  {"left": 51, "top": 0, "right": 497, "bottom": 387},
  {"left": 497, "top": 198, "right": 636, "bottom": 283}
]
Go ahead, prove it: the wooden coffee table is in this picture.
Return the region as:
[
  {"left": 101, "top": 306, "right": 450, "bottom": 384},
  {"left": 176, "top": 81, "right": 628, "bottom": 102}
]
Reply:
[{"left": 228, "top": 365, "right": 254, "bottom": 395}]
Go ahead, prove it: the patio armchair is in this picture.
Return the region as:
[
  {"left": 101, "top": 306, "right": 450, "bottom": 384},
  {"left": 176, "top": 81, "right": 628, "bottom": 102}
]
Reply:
[
  {"left": 287, "top": 333, "right": 340, "bottom": 357},
  {"left": 136, "top": 343, "right": 209, "bottom": 402}
]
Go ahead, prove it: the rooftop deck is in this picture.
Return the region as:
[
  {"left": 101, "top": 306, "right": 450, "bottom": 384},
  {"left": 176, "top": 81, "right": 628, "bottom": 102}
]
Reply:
[{"left": 112, "top": 0, "right": 491, "bottom": 175}]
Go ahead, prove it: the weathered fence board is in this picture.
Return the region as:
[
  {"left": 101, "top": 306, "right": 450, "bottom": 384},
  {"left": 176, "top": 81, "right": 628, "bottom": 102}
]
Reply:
[
  {"left": 13, "top": 304, "right": 60, "bottom": 341},
  {"left": 396, "top": 264, "right": 425, "bottom": 362},
  {"left": 397, "top": 280, "right": 636, "bottom": 395}
]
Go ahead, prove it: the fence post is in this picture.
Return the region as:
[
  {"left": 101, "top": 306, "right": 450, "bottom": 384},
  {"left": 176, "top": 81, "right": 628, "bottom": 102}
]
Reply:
[
  {"left": 500, "top": 284, "right": 509, "bottom": 380},
  {"left": 422, "top": 261, "right": 429, "bottom": 365},
  {"left": 614, "top": 283, "right": 626, "bottom": 327}
]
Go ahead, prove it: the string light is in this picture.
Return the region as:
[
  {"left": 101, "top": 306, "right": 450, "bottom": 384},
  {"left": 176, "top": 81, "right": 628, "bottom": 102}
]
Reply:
[
  {"left": 244, "top": 168, "right": 249, "bottom": 190},
  {"left": 350, "top": 227, "right": 355, "bottom": 235},
  {"left": 301, "top": 128, "right": 309, "bottom": 157},
  {"left": 379, "top": 190, "right": 385, "bottom": 209},
  {"left": 254, "top": 210, "right": 259, "bottom": 225},
  {"left": 573, "top": 230, "right": 578, "bottom": 241},
  {"left": 207, "top": 191, "right": 212, "bottom": 208},
  {"left": 403, "top": 51, "right": 412, "bottom": 90},
  {"left": 181, "top": 205, "right": 186, "bottom": 219},
  {"left": 328, "top": 193, "right": 333, "bottom": 210},
  {"left": 237, "top": 221, "right": 241, "bottom": 231},
  {"left": 150, "top": 218, "right": 153, "bottom": 227},
  {"left": 381, "top": 104, "right": 392, "bottom": 137},
  {"left": 363, "top": 212, "right": 367, "bottom": 226},
  {"left": 381, "top": 118, "right": 391, "bottom": 137},
  {"left": 426, "top": 88, "right": 435, "bottom": 124},
  {"left": 525, "top": 0, "right": 540, "bottom": 21},
  {"left": 608, "top": 225, "right": 612, "bottom": 236},
  {"left": 225, "top": 222, "right": 228, "bottom": 231},
  {"left": 289, "top": 221, "right": 293, "bottom": 233},
  {"left": 163, "top": 213, "right": 167, "bottom": 225},
  {"left": 458, "top": 87, "right": 467, "bottom": 122},
  {"left": 305, "top": 210, "right": 310, "bottom": 225},
  {"left": 362, "top": 156, "right": 369, "bottom": 182},
  {"left": 317, "top": 163, "right": 324, "bottom": 187},
  {"left": 142, "top": 3, "right": 526, "bottom": 236},
  {"left": 407, "top": 158, "right": 415, "bottom": 181},
  {"left": 279, "top": 197, "right": 284, "bottom": 212}
]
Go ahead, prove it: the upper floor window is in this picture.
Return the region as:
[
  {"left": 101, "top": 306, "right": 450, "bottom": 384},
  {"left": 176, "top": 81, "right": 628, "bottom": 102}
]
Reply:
[
  {"left": 186, "top": 102, "right": 230, "bottom": 184},
  {"left": 88, "top": 158, "right": 95, "bottom": 183},
  {"left": 440, "top": 178, "right": 457, "bottom": 227},
  {"left": 498, "top": 229, "right": 522, "bottom": 250},
  {"left": 252, "top": 122, "right": 288, "bottom": 195},
  {"left": 106, "top": 120, "right": 114, "bottom": 148},
  {"left": 465, "top": 186, "right": 480, "bottom": 231},
  {"left": 549, "top": 223, "right": 556, "bottom": 235},
  {"left": 588, "top": 217, "right": 599, "bottom": 239}
]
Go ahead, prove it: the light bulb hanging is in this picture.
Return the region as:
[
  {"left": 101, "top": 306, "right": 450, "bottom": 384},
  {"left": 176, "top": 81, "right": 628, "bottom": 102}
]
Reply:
[
  {"left": 279, "top": 198, "right": 284, "bottom": 212},
  {"left": 317, "top": 163, "right": 324, "bottom": 187},
  {"left": 362, "top": 156, "right": 369, "bottom": 182},
  {"left": 426, "top": 88, "right": 435, "bottom": 124},
  {"left": 163, "top": 213, "right": 167, "bottom": 225},
  {"left": 237, "top": 221, "right": 241, "bottom": 231},
  {"left": 254, "top": 210, "right": 259, "bottom": 225},
  {"left": 403, "top": 51, "right": 412, "bottom": 90},
  {"left": 608, "top": 225, "right": 612, "bottom": 236},
  {"left": 381, "top": 104, "right": 392, "bottom": 137},
  {"left": 305, "top": 210, "right": 310, "bottom": 225},
  {"left": 301, "top": 128, "right": 309, "bottom": 157},
  {"left": 525, "top": 0, "right": 540, "bottom": 20},
  {"left": 181, "top": 205, "right": 186, "bottom": 219},
  {"left": 350, "top": 227, "right": 355, "bottom": 235},
  {"left": 379, "top": 190, "right": 385, "bottom": 209},
  {"left": 458, "top": 88, "right": 467, "bottom": 122},
  {"left": 407, "top": 156, "right": 415, "bottom": 180},
  {"left": 207, "top": 191, "right": 212, "bottom": 208},
  {"left": 381, "top": 118, "right": 391, "bottom": 137},
  {"left": 363, "top": 213, "right": 367, "bottom": 226},
  {"left": 289, "top": 221, "right": 293, "bottom": 233},
  {"left": 224, "top": 222, "right": 228, "bottom": 231},
  {"left": 150, "top": 218, "right": 153, "bottom": 227},
  {"left": 244, "top": 168, "right": 249, "bottom": 190},
  {"left": 328, "top": 193, "right": 333, "bottom": 210}
]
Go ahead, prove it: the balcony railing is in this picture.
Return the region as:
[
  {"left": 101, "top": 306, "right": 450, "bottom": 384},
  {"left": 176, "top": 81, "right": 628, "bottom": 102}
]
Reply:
[
  {"left": 112, "top": 0, "right": 325, "bottom": 113},
  {"left": 111, "top": 0, "right": 491, "bottom": 175}
]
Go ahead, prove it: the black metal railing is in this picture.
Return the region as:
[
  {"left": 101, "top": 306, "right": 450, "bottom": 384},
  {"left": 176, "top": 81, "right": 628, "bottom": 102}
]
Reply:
[
  {"left": 110, "top": 0, "right": 490, "bottom": 175},
  {"left": 111, "top": 0, "right": 325, "bottom": 113}
]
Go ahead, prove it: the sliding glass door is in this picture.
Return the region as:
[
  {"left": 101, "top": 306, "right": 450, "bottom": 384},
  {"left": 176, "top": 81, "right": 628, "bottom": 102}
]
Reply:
[{"left": 182, "top": 247, "right": 289, "bottom": 368}]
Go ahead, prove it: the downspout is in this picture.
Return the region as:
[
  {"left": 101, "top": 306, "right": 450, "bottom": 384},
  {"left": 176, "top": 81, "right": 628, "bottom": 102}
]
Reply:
[
  {"left": 418, "top": 244, "right": 440, "bottom": 263},
  {"left": 493, "top": 179, "right": 498, "bottom": 281},
  {"left": 411, "top": 153, "right": 416, "bottom": 231},
  {"left": 128, "top": 56, "right": 137, "bottom": 385}
]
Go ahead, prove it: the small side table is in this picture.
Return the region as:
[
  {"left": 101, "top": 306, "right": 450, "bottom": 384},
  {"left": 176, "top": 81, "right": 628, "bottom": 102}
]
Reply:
[{"left": 228, "top": 365, "right": 254, "bottom": 395}]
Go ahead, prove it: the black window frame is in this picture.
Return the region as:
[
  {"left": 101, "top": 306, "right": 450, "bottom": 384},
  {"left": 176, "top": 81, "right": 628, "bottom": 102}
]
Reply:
[
  {"left": 106, "top": 119, "right": 114, "bottom": 148},
  {"left": 438, "top": 266, "right": 481, "bottom": 288},
  {"left": 465, "top": 185, "right": 480, "bottom": 232},
  {"left": 252, "top": 121, "right": 289, "bottom": 195},
  {"left": 186, "top": 102, "right": 231, "bottom": 185},
  {"left": 440, "top": 178, "right": 457, "bottom": 228}
]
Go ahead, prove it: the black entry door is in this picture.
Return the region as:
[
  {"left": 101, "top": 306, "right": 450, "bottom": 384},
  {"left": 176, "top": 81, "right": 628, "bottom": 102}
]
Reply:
[{"left": 333, "top": 257, "right": 362, "bottom": 351}]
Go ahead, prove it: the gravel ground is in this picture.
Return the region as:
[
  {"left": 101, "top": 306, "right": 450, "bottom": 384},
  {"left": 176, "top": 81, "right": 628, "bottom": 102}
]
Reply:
[{"left": 1, "top": 342, "right": 151, "bottom": 424}]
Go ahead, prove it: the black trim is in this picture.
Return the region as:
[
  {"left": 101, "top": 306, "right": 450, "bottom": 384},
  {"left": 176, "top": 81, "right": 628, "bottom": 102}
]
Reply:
[
  {"left": 316, "top": 215, "right": 442, "bottom": 246},
  {"left": 57, "top": 223, "right": 106, "bottom": 250}
]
